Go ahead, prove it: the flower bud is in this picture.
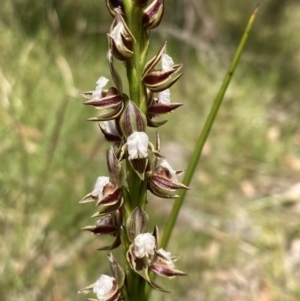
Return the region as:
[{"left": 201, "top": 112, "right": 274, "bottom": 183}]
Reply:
[
  {"left": 107, "top": 146, "right": 124, "bottom": 187},
  {"left": 143, "top": 0, "right": 164, "bottom": 30},
  {"left": 108, "top": 13, "right": 135, "bottom": 61},
  {"left": 126, "top": 206, "right": 148, "bottom": 242},
  {"left": 119, "top": 100, "right": 147, "bottom": 137}
]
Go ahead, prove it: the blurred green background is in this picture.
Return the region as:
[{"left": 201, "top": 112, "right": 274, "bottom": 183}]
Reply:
[{"left": 1, "top": 0, "right": 300, "bottom": 300}]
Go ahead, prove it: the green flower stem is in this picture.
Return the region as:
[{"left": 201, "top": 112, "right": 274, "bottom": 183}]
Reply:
[
  {"left": 124, "top": 161, "right": 148, "bottom": 301},
  {"left": 122, "top": 1, "right": 150, "bottom": 300},
  {"left": 160, "top": 5, "right": 259, "bottom": 251},
  {"left": 123, "top": 0, "right": 148, "bottom": 113}
]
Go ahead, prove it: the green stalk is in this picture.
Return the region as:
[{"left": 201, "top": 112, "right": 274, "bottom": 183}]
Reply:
[
  {"left": 122, "top": 1, "right": 150, "bottom": 300},
  {"left": 123, "top": 0, "right": 148, "bottom": 113},
  {"left": 160, "top": 5, "right": 259, "bottom": 250}
]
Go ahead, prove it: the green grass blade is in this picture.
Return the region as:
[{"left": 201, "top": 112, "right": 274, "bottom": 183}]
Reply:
[{"left": 160, "top": 6, "right": 259, "bottom": 250}]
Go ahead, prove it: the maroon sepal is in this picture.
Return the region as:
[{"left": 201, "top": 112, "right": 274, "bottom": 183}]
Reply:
[
  {"left": 151, "top": 175, "right": 189, "bottom": 190},
  {"left": 88, "top": 103, "right": 123, "bottom": 122},
  {"left": 150, "top": 264, "right": 186, "bottom": 278},
  {"left": 92, "top": 198, "right": 124, "bottom": 217},
  {"left": 97, "top": 233, "right": 121, "bottom": 251},
  {"left": 143, "top": 42, "right": 167, "bottom": 76},
  {"left": 143, "top": 64, "right": 182, "bottom": 86},
  {"left": 81, "top": 87, "right": 123, "bottom": 109},
  {"left": 81, "top": 215, "right": 117, "bottom": 235},
  {"left": 148, "top": 181, "right": 179, "bottom": 198},
  {"left": 144, "top": 68, "right": 183, "bottom": 92},
  {"left": 143, "top": 0, "right": 164, "bottom": 30},
  {"left": 129, "top": 158, "right": 148, "bottom": 180},
  {"left": 147, "top": 116, "right": 168, "bottom": 128},
  {"left": 96, "top": 185, "right": 121, "bottom": 207},
  {"left": 148, "top": 102, "right": 183, "bottom": 115},
  {"left": 150, "top": 250, "right": 187, "bottom": 278},
  {"left": 142, "top": 42, "right": 183, "bottom": 92}
]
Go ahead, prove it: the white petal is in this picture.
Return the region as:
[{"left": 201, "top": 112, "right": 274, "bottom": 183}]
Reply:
[
  {"left": 127, "top": 132, "right": 149, "bottom": 159},
  {"left": 157, "top": 248, "right": 172, "bottom": 259},
  {"left": 158, "top": 89, "right": 170, "bottom": 104},
  {"left": 134, "top": 233, "right": 156, "bottom": 258},
  {"left": 92, "top": 89, "right": 101, "bottom": 100},
  {"left": 160, "top": 159, "right": 177, "bottom": 180},
  {"left": 157, "top": 248, "right": 175, "bottom": 267},
  {"left": 92, "top": 76, "right": 109, "bottom": 99},
  {"left": 96, "top": 76, "right": 109, "bottom": 88},
  {"left": 110, "top": 22, "right": 123, "bottom": 46},
  {"left": 92, "top": 177, "right": 110, "bottom": 198},
  {"left": 102, "top": 120, "right": 118, "bottom": 136},
  {"left": 162, "top": 53, "right": 174, "bottom": 71},
  {"left": 93, "top": 275, "right": 114, "bottom": 299}
]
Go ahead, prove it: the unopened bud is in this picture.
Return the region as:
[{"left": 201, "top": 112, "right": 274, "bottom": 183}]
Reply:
[{"left": 119, "top": 100, "right": 147, "bottom": 137}]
